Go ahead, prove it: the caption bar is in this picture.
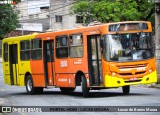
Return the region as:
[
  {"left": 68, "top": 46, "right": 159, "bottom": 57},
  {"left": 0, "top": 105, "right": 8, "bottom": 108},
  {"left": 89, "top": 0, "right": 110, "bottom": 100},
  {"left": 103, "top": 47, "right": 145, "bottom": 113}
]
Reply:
[{"left": 0, "top": 106, "right": 160, "bottom": 113}]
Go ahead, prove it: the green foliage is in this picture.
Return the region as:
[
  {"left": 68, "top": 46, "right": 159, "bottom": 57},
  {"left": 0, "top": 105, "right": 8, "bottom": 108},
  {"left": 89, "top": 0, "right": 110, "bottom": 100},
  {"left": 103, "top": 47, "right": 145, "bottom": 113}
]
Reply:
[
  {"left": 0, "top": 4, "right": 19, "bottom": 39},
  {"left": 72, "top": 0, "right": 155, "bottom": 25}
]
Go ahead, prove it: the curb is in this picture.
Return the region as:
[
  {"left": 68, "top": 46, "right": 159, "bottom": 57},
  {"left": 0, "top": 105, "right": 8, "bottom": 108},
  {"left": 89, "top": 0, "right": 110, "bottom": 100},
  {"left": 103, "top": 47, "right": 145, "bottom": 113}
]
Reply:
[{"left": 143, "top": 83, "right": 160, "bottom": 89}]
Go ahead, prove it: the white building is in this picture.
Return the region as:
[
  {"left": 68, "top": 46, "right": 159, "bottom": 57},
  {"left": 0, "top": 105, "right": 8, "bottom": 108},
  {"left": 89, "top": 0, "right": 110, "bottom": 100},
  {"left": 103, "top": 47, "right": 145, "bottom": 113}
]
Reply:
[
  {"left": 16, "top": 0, "right": 50, "bottom": 32},
  {"left": 50, "top": 0, "right": 83, "bottom": 31},
  {"left": 16, "top": 0, "right": 83, "bottom": 32}
]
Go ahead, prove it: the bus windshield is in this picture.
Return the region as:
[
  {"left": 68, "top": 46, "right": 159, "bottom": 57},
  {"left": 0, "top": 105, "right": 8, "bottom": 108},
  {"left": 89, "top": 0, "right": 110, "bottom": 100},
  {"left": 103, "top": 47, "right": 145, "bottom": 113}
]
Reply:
[{"left": 103, "top": 32, "right": 154, "bottom": 62}]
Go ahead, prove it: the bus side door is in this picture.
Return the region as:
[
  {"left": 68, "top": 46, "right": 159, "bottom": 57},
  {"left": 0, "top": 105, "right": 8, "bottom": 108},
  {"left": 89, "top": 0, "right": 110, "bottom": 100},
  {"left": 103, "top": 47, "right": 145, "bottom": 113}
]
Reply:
[
  {"left": 9, "top": 43, "right": 19, "bottom": 85},
  {"left": 87, "top": 35, "right": 103, "bottom": 86},
  {"left": 43, "top": 40, "right": 55, "bottom": 86}
]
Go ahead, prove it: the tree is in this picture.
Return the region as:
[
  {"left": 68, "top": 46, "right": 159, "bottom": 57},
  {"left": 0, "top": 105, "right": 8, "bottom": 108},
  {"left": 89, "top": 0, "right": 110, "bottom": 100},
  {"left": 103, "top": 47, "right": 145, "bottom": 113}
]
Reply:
[
  {"left": 71, "top": 0, "right": 155, "bottom": 25},
  {"left": 0, "top": 1, "right": 20, "bottom": 39}
]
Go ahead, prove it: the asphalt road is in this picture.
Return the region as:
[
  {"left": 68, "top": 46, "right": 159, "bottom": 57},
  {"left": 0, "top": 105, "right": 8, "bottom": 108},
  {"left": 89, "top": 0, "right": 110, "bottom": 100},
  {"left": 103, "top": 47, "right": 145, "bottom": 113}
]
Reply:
[{"left": 0, "top": 63, "right": 160, "bottom": 115}]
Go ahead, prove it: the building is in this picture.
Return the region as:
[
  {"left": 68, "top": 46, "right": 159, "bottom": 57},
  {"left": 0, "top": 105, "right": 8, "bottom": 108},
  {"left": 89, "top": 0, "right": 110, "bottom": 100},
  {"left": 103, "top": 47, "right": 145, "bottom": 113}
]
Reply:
[
  {"left": 50, "top": 0, "right": 83, "bottom": 31},
  {"left": 16, "top": 0, "right": 50, "bottom": 33}
]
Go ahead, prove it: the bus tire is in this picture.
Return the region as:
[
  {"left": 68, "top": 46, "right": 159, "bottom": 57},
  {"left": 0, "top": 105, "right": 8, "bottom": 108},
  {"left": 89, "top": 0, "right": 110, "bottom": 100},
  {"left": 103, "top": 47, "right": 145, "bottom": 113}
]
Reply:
[
  {"left": 25, "top": 75, "right": 36, "bottom": 95},
  {"left": 81, "top": 75, "right": 89, "bottom": 97},
  {"left": 122, "top": 85, "right": 130, "bottom": 94},
  {"left": 60, "top": 87, "right": 75, "bottom": 93}
]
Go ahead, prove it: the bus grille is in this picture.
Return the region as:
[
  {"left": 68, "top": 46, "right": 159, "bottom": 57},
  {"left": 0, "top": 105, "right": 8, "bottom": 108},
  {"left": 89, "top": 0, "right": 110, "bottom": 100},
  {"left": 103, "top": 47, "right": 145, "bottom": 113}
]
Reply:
[
  {"left": 117, "top": 64, "right": 148, "bottom": 76},
  {"left": 118, "top": 64, "right": 148, "bottom": 69},
  {"left": 124, "top": 79, "right": 142, "bottom": 83}
]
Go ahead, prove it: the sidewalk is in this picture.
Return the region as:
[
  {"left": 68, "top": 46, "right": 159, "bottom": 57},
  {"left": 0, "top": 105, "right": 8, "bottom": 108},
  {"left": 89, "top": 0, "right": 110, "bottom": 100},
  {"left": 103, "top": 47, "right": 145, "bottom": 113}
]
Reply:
[
  {"left": 152, "top": 83, "right": 160, "bottom": 89},
  {"left": 142, "top": 83, "right": 160, "bottom": 89}
]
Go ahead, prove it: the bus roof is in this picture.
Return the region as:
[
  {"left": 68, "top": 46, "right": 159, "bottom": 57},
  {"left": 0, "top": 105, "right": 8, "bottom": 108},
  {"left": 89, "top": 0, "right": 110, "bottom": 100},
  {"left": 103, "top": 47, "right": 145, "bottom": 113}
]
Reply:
[
  {"left": 107, "top": 21, "right": 150, "bottom": 25},
  {"left": 3, "top": 21, "right": 151, "bottom": 42},
  {"left": 2, "top": 33, "right": 38, "bottom": 42}
]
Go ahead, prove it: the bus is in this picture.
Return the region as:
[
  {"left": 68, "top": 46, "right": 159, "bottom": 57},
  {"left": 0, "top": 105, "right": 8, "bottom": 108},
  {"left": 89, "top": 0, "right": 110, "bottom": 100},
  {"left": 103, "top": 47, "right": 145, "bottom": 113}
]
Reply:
[{"left": 2, "top": 21, "right": 157, "bottom": 97}]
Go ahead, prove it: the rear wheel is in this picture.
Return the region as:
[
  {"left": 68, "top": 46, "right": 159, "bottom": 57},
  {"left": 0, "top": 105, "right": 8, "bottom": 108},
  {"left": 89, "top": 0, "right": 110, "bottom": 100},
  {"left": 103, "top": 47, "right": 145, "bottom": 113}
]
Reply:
[
  {"left": 25, "top": 75, "right": 35, "bottom": 95},
  {"left": 60, "top": 87, "right": 75, "bottom": 93},
  {"left": 122, "top": 85, "right": 130, "bottom": 94},
  {"left": 81, "top": 75, "right": 89, "bottom": 97},
  {"left": 25, "top": 75, "right": 44, "bottom": 94}
]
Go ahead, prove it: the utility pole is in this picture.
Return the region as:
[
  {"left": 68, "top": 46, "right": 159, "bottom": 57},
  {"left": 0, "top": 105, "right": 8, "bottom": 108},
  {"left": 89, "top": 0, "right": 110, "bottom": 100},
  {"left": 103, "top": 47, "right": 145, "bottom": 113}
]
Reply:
[
  {"left": 21, "top": 14, "right": 24, "bottom": 35},
  {"left": 155, "top": 0, "right": 160, "bottom": 83}
]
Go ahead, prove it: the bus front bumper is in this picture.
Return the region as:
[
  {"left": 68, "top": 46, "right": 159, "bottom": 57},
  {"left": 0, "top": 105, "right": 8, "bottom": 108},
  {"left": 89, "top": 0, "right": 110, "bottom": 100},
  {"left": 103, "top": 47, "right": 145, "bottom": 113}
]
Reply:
[{"left": 104, "top": 71, "right": 157, "bottom": 87}]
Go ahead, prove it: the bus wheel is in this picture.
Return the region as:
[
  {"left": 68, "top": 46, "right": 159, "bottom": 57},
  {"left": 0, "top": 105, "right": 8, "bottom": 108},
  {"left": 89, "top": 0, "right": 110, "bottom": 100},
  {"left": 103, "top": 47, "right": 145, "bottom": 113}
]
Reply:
[
  {"left": 81, "top": 75, "right": 89, "bottom": 97},
  {"left": 122, "top": 85, "right": 130, "bottom": 94},
  {"left": 25, "top": 75, "right": 36, "bottom": 95},
  {"left": 60, "top": 87, "right": 75, "bottom": 93}
]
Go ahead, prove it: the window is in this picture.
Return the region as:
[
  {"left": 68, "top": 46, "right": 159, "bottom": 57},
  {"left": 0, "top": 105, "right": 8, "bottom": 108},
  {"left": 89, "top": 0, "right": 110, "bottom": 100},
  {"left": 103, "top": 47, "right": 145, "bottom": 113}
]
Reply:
[
  {"left": 31, "top": 39, "right": 42, "bottom": 60},
  {"left": 70, "top": 34, "right": 83, "bottom": 58},
  {"left": 29, "top": 15, "right": 34, "bottom": 19},
  {"left": 3, "top": 43, "right": 8, "bottom": 62},
  {"left": 20, "top": 40, "right": 30, "bottom": 60},
  {"left": 56, "top": 36, "right": 68, "bottom": 58},
  {"left": 76, "top": 16, "right": 83, "bottom": 23},
  {"left": 55, "top": 15, "right": 62, "bottom": 22},
  {"left": 46, "top": 41, "right": 54, "bottom": 62},
  {"left": 40, "top": 6, "right": 49, "bottom": 12}
]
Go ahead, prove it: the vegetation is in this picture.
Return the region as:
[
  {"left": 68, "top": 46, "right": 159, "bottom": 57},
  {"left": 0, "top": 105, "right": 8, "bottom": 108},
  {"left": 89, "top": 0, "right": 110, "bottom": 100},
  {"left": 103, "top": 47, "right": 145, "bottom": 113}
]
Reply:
[
  {"left": 0, "top": 0, "right": 20, "bottom": 39},
  {"left": 71, "top": 0, "right": 155, "bottom": 25}
]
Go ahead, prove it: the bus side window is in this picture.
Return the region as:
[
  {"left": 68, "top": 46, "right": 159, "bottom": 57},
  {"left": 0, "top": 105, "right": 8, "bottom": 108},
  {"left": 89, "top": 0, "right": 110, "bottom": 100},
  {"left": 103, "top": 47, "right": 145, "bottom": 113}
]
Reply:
[
  {"left": 56, "top": 36, "right": 68, "bottom": 58},
  {"left": 20, "top": 40, "right": 30, "bottom": 61},
  {"left": 31, "top": 39, "right": 42, "bottom": 60},
  {"left": 3, "top": 43, "right": 8, "bottom": 62},
  {"left": 70, "top": 34, "right": 83, "bottom": 58}
]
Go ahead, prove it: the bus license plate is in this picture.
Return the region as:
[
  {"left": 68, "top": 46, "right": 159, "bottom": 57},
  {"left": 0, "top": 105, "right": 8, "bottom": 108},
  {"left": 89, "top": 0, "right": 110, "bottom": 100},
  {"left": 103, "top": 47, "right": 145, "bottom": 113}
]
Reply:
[{"left": 130, "top": 78, "right": 138, "bottom": 81}]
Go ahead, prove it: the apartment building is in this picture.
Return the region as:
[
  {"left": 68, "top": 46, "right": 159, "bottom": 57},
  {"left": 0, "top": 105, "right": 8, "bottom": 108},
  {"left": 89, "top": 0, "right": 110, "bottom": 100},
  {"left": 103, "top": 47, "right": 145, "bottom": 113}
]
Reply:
[
  {"left": 16, "top": 0, "right": 50, "bottom": 32},
  {"left": 50, "top": 0, "right": 83, "bottom": 31},
  {"left": 15, "top": 0, "right": 83, "bottom": 33}
]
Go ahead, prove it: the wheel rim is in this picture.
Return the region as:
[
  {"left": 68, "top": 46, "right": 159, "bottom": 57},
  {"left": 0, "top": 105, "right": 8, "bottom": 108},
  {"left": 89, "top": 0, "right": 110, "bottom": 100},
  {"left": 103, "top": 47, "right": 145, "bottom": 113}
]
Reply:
[{"left": 27, "top": 79, "right": 32, "bottom": 92}]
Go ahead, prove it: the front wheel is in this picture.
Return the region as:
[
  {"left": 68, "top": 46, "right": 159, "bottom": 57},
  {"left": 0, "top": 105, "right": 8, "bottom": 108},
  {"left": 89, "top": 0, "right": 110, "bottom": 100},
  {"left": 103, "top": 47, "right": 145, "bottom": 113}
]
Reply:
[
  {"left": 81, "top": 75, "right": 89, "bottom": 97},
  {"left": 122, "top": 85, "right": 130, "bottom": 94}
]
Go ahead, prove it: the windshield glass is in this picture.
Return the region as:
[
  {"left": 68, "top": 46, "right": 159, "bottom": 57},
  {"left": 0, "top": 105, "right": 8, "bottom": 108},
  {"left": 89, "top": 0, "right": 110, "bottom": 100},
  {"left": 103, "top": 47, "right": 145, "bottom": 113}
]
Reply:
[{"left": 103, "top": 33, "right": 154, "bottom": 62}]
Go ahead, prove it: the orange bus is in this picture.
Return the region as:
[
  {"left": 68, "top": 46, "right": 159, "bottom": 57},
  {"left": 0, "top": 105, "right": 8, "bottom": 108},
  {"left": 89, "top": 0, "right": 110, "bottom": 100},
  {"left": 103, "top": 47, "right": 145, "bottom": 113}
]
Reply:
[{"left": 2, "top": 21, "right": 157, "bottom": 97}]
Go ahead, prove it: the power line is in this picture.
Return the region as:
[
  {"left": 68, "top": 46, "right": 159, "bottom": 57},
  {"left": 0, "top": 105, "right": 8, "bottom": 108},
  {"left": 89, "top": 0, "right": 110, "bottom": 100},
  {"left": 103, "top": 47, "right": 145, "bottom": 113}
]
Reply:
[
  {"left": 19, "top": 2, "right": 75, "bottom": 19},
  {"left": 19, "top": 9, "right": 69, "bottom": 20},
  {"left": 19, "top": 13, "right": 71, "bottom": 22},
  {"left": 17, "top": 2, "right": 71, "bottom": 11},
  {"left": 17, "top": 2, "right": 71, "bottom": 9}
]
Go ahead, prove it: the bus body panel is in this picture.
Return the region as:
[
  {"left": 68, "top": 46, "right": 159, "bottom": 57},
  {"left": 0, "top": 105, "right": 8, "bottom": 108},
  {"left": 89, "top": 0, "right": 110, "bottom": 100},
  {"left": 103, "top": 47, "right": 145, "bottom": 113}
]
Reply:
[
  {"left": 2, "top": 34, "right": 37, "bottom": 86},
  {"left": 30, "top": 60, "right": 46, "bottom": 87},
  {"left": 104, "top": 70, "right": 157, "bottom": 87},
  {"left": 19, "top": 61, "right": 31, "bottom": 86}
]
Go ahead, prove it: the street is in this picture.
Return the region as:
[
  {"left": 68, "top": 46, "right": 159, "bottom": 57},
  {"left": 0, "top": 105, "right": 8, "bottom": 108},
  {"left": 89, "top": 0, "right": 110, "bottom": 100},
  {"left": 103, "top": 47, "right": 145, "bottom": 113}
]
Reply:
[{"left": 0, "top": 63, "right": 160, "bottom": 115}]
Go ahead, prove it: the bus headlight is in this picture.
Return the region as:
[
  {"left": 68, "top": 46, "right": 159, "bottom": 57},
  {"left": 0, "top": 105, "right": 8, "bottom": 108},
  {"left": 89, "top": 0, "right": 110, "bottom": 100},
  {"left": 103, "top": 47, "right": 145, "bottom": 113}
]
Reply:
[
  {"left": 149, "top": 69, "right": 152, "bottom": 73},
  {"left": 112, "top": 72, "right": 116, "bottom": 76}
]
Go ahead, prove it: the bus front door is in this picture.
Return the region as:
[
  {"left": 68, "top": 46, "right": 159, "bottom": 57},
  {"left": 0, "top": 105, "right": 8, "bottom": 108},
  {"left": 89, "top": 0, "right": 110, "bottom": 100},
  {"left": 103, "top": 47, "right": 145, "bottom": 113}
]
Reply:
[
  {"left": 9, "top": 44, "right": 19, "bottom": 85},
  {"left": 43, "top": 40, "right": 55, "bottom": 86},
  {"left": 87, "top": 35, "right": 103, "bottom": 86}
]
